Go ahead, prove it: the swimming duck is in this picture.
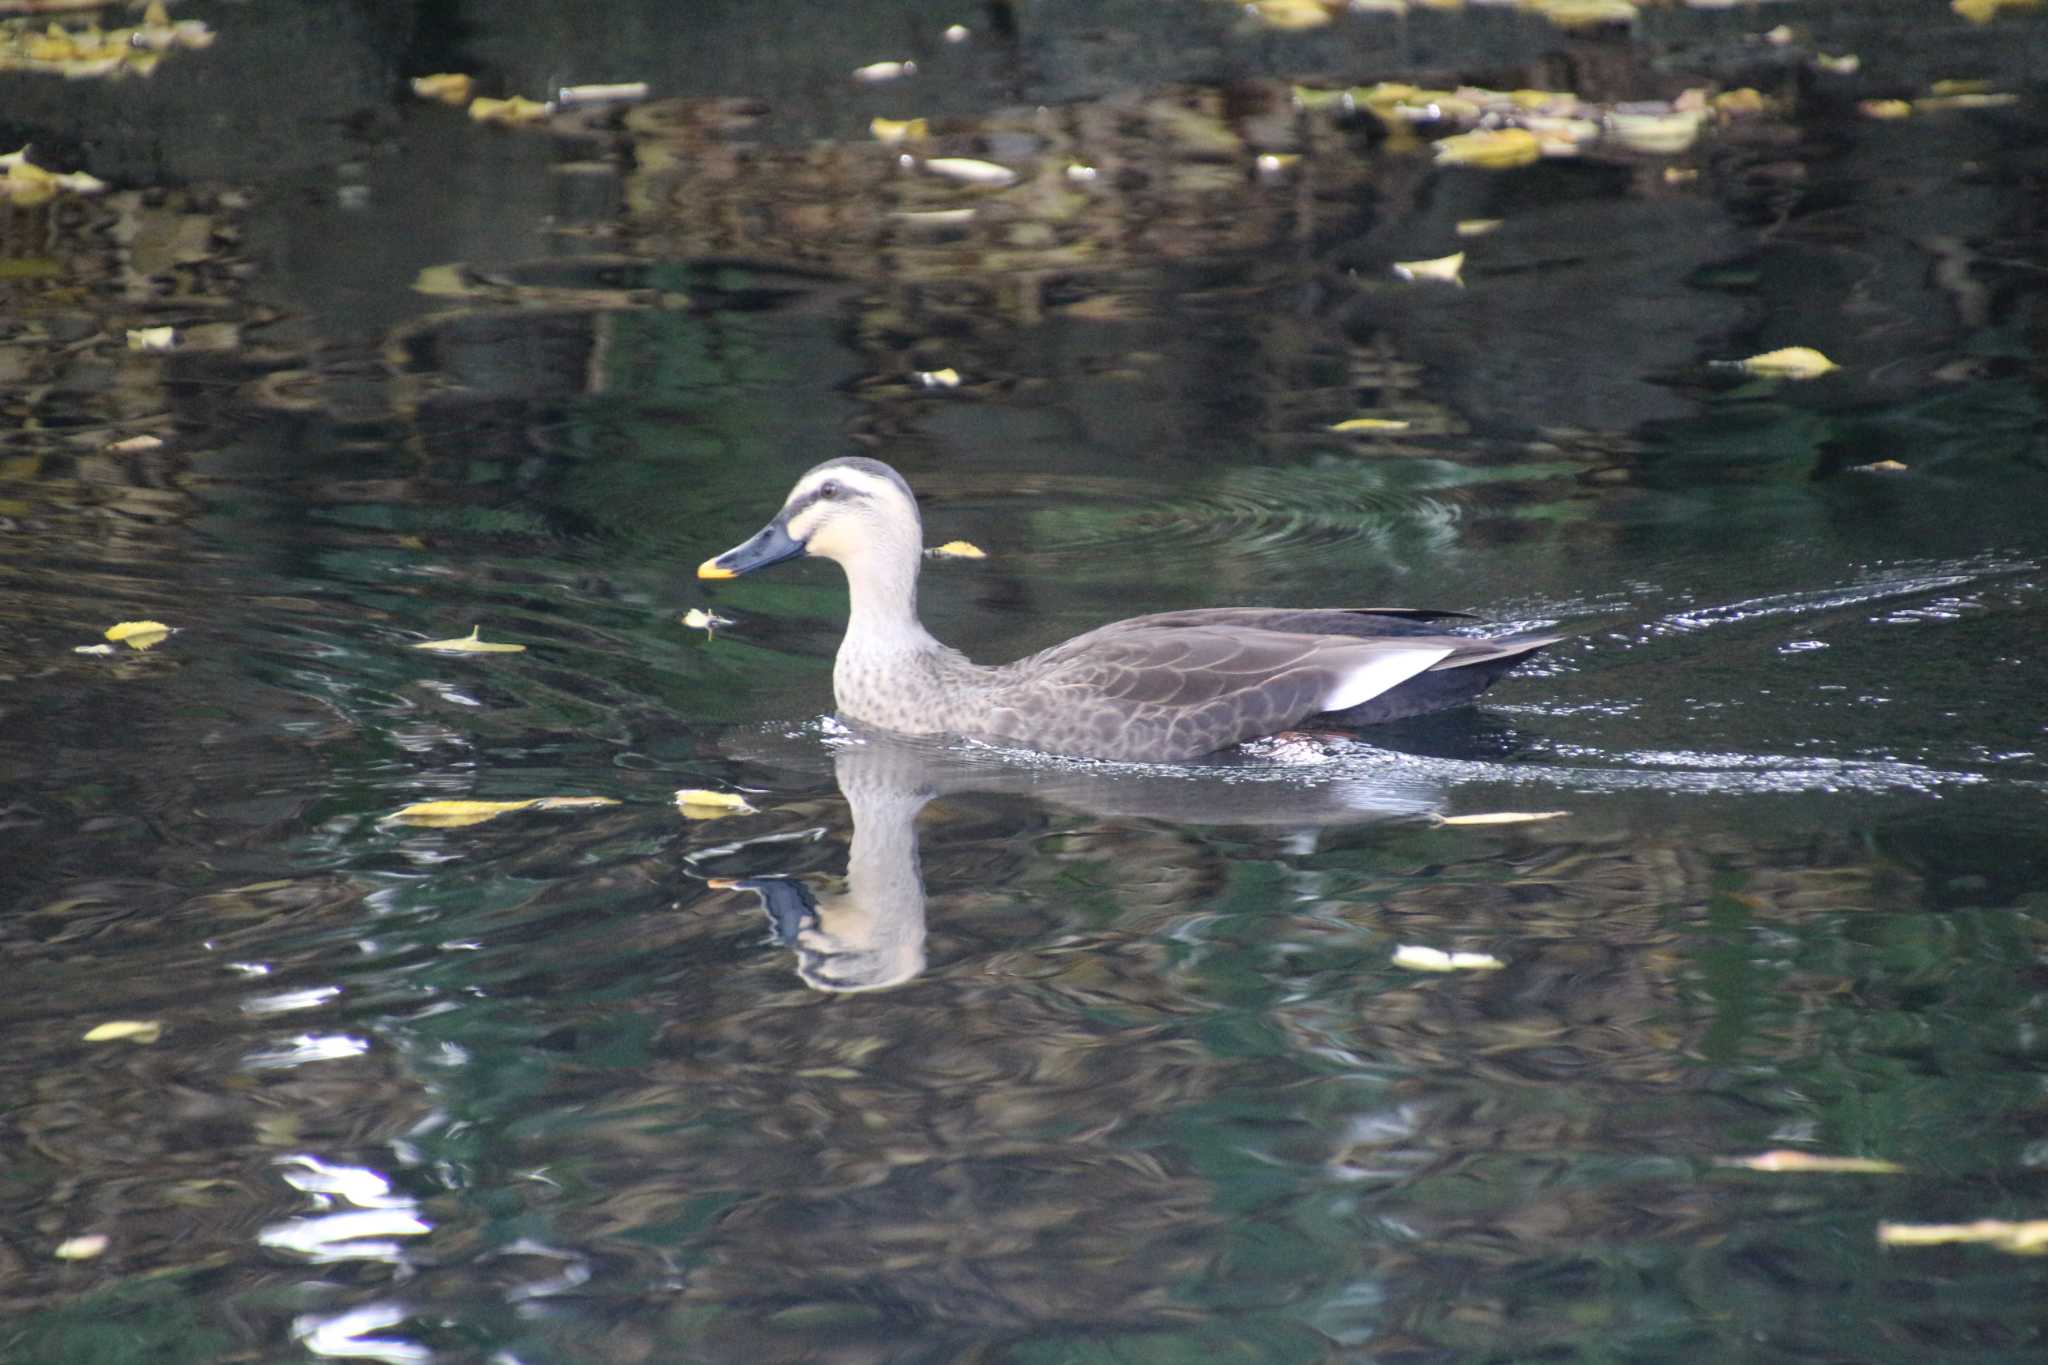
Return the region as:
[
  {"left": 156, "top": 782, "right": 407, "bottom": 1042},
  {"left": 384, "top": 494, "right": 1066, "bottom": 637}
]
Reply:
[{"left": 698, "top": 457, "right": 1560, "bottom": 762}]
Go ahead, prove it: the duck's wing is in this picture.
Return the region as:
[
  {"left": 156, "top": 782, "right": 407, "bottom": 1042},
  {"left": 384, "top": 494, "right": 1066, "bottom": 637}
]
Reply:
[
  {"left": 979, "top": 623, "right": 1459, "bottom": 762},
  {"left": 1120, "top": 607, "right": 1477, "bottom": 638}
]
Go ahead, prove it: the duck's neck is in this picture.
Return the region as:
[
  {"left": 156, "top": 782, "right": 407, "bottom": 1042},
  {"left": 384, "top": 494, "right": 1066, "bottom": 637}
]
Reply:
[{"left": 840, "top": 548, "right": 937, "bottom": 658}]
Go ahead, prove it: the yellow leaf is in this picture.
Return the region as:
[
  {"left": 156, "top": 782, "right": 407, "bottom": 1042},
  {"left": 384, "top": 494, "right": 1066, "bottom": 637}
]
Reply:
[
  {"left": 387, "top": 797, "right": 614, "bottom": 828},
  {"left": 1432, "top": 127, "right": 1542, "bottom": 169},
  {"left": 1879, "top": 1219, "right": 2048, "bottom": 1253},
  {"left": 1608, "top": 109, "right": 1703, "bottom": 154},
  {"left": 1737, "top": 346, "right": 1839, "bottom": 380},
  {"left": 143, "top": 0, "right": 171, "bottom": 25},
  {"left": 1392, "top": 945, "right": 1506, "bottom": 972},
  {"left": 1432, "top": 810, "right": 1570, "bottom": 826},
  {"left": 915, "top": 367, "right": 961, "bottom": 388},
  {"left": 1719, "top": 1151, "right": 1906, "bottom": 1174},
  {"left": 1813, "top": 53, "right": 1860, "bottom": 75},
  {"left": 675, "top": 789, "right": 758, "bottom": 819},
  {"left": 126, "top": 326, "right": 177, "bottom": 352},
  {"left": 870, "top": 116, "right": 929, "bottom": 144},
  {"left": 1914, "top": 92, "right": 2019, "bottom": 111},
  {"left": 106, "top": 435, "right": 164, "bottom": 452},
  {"left": 83, "top": 1020, "right": 162, "bottom": 1043},
  {"left": 1931, "top": 79, "right": 1994, "bottom": 96},
  {"left": 468, "top": 95, "right": 552, "bottom": 126},
  {"left": 1859, "top": 99, "right": 1913, "bottom": 120},
  {"left": 681, "top": 607, "right": 733, "bottom": 635},
  {"left": 1953, "top": 0, "right": 2042, "bottom": 23},
  {"left": 1663, "top": 167, "right": 1700, "bottom": 185},
  {"left": 104, "top": 620, "right": 172, "bottom": 652},
  {"left": 1455, "top": 218, "right": 1503, "bottom": 238},
  {"left": 54, "top": 1235, "right": 109, "bottom": 1260},
  {"left": 1852, "top": 459, "right": 1909, "bottom": 473},
  {"left": 410, "top": 72, "right": 475, "bottom": 105},
  {"left": 852, "top": 60, "right": 916, "bottom": 82},
  {"left": 1712, "top": 88, "right": 1770, "bottom": 117},
  {"left": 412, "top": 626, "right": 527, "bottom": 654},
  {"left": 924, "top": 157, "right": 1017, "bottom": 187},
  {"left": 1329, "top": 418, "right": 1411, "bottom": 432},
  {"left": 1248, "top": 0, "right": 1334, "bottom": 30},
  {"left": 1528, "top": 0, "right": 1639, "bottom": 29},
  {"left": 1392, "top": 251, "right": 1464, "bottom": 285},
  {"left": 927, "top": 540, "right": 987, "bottom": 559}
]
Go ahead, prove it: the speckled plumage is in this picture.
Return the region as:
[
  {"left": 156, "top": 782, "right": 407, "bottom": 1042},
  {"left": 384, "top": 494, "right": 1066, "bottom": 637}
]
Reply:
[{"left": 700, "top": 458, "right": 1561, "bottom": 762}]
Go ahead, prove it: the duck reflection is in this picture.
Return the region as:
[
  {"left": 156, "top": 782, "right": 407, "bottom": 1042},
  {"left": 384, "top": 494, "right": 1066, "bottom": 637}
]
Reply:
[{"left": 707, "top": 728, "right": 1456, "bottom": 994}]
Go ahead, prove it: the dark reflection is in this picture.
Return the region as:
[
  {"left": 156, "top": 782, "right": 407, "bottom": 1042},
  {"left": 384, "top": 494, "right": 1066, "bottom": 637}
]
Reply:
[{"left": 709, "top": 728, "right": 1448, "bottom": 992}]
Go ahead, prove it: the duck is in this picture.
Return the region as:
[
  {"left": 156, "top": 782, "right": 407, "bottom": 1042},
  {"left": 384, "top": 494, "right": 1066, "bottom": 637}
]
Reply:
[{"left": 697, "top": 456, "right": 1561, "bottom": 763}]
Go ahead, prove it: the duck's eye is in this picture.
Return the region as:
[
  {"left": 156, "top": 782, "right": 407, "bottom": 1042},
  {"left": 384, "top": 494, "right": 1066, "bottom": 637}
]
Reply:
[{"left": 819, "top": 480, "right": 841, "bottom": 501}]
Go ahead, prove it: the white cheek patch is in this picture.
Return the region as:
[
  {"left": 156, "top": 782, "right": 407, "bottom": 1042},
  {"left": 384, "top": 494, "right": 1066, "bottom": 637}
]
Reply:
[{"left": 1321, "top": 646, "right": 1455, "bottom": 712}]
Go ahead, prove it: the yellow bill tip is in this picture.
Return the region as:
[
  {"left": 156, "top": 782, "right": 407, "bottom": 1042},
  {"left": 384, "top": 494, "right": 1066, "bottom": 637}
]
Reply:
[{"left": 697, "top": 557, "right": 736, "bottom": 580}]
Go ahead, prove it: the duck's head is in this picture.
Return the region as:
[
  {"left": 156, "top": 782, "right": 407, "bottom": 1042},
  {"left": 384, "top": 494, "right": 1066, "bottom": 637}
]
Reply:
[{"left": 697, "top": 456, "right": 922, "bottom": 580}]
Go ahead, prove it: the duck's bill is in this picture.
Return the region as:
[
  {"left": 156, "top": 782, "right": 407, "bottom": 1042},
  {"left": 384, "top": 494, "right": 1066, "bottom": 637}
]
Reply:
[{"left": 697, "top": 519, "right": 806, "bottom": 579}]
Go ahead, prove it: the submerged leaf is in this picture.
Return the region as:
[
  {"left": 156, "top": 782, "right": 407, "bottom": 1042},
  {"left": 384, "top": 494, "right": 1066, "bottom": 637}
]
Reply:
[
  {"left": 676, "top": 789, "right": 758, "bottom": 819},
  {"left": 1737, "top": 346, "right": 1839, "bottom": 379},
  {"left": 1433, "top": 810, "right": 1570, "bottom": 826},
  {"left": 1720, "top": 1151, "right": 1906, "bottom": 1174},
  {"left": 83, "top": 1020, "right": 162, "bottom": 1043},
  {"left": 412, "top": 626, "right": 526, "bottom": 654},
  {"left": 927, "top": 540, "right": 987, "bottom": 559}
]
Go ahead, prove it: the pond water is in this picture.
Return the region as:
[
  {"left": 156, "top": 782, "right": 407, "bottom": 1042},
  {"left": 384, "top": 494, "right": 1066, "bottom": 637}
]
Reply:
[{"left": 5, "top": 1, "right": 2048, "bottom": 1361}]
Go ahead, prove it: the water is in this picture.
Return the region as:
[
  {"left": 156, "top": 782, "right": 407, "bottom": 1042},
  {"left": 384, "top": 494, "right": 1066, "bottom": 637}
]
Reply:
[{"left": 5, "top": 1, "right": 2048, "bottom": 1361}]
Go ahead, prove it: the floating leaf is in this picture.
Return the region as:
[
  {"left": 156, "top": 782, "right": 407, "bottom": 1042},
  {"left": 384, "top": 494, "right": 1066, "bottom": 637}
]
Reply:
[
  {"left": 468, "top": 95, "right": 552, "bottom": 126},
  {"left": 1737, "top": 346, "right": 1839, "bottom": 380},
  {"left": 1851, "top": 459, "right": 1909, "bottom": 473},
  {"left": 681, "top": 607, "right": 733, "bottom": 635},
  {"left": 1330, "top": 418, "right": 1411, "bottom": 432},
  {"left": 1432, "top": 127, "right": 1542, "bottom": 169},
  {"left": 945, "top": 24, "right": 971, "bottom": 42},
  {"left": 1392, "top": 945, "right": 1505, "bottom": 972},
  {"left": 103, "top": 620, "right": 170, "bottom": 651},
  {"left": 1065, "top": 164, "right": 1099, "bottom": 182},
  {"left": 1392, "top": 251, "right": 1464, "bottom": 285},
  {"left": 72, "top": 643, "right": 116, "bottom": 656},
  {"left": 1254, "top": 153, "right": 1301, "bottom": 175},
  {"left": 1719, "top": 1151, "right": 1906, "bottom": 1174},
  {"left": 1713, "top": 88, "right": 1769, "bottom": 116},
  {"left": 1879, "top": 1219, "right": 2048, "bottom": 1253},
  {"left": 1248, "top": 0, "right": 1335, "bottom": 30},
  {"left": 927, "top": 540, "right": 986, "bottom": 559},
  {"left": 1952, "top": 0, "right": 2042, "bottom": 23},
  {"left": 890, "top": 207, "right": 977, "bottom": 226},
  {"left": 410, "top": 72, "right": 474, "bottom": 105},
  {"left": 106, "top": 434, "right": 164, "bottom": 452},
  {"left": 1663, "top": 167, "right": 1700, "bottom": 185},
  {"left": 852, "top": 60, "right": 916, "bottom": 82},
  {"left": 126, "top": 326, "right": 177, "bottom": 352},
  {"left": 1931, "top": 78, "right": 1994, "bottom": 96},
  {"left": 1859, "top": 99, "right": 1913, "bottom": 120},
  {"left": 1530, "top": 0, "right": 1639, "bottom": 29},
  {"left": 1432, "top": 810, "right": 1570, "bottom": 826},
  {"left": 1456, "top": 218, "right": 1503, "bottom": 238},
  {"left": 83, "top": 1020, "right": 162, "bottom": 1044},
  {"left": 54, "top": 1235, "right": 109, "bottom": 1260},
  {"left": 914, "top": 367, "right": 961, "bottom": 389},
  {"left": 676, "top": 789, "right": 758, "bottom": 819},
  {"left": 388, "top": 796, "right": 618, "bottom": 828},
  {"left": 924, "top": 157, "right": 1017, "bottom": 187},
  {"left": 1914, "top": 92, "right": 2019, "bottom": 111},
  {"left": 1813, "top": 53, "right": 1860, "bottom": 75},
  {"left": 870, "top": 116, "right": 929, "bottom": 144},
  {"left": 412, "top": 626, "right": 526, "bottom": 654},
  {"left": 1609, "top": 109, "right": 1703, "bottom": 154}
]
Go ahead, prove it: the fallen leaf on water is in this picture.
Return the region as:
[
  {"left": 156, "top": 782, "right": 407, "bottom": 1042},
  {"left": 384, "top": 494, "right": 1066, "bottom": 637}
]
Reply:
[
  {"left": 945, "top": 24, "right": 971, "bottom": 42},
  {"left": 890, "top": 207, "right": 977, "bottom": 226},
  {"left": 1860, "top": 99, "right": 1913, "bottom": 120},
  {"left": 927, "top": 540, "right": 986, "bottom": 559},
  {"left": 1813, "top": 53, "right": 1860, "bottom": 75},
  {"left": 1663, "top": 167, "right": 1700, "bottom": 185},
  {"left": 1433, "top": 127, "right": 1542, "bottom": 169},
  {"left": 1456, "top": 218, "right": 1503, "bottom": 238},
  {"left": 1433, "top": 810, "right": 1570, "bottom": 826},
  {"left": 1255, "top": 153, "right": 1301, "bottom": 175},
  {"left": 412, "top": 626, "right": 526, "bottom": 654},
  {"left": 1392, "top": 945, "right": 1506, "bottom": 972},
  {"left": 1330, "top": 418, "right": 1411, "bottom": 432},
  {"left": 1932, "top": 78, "right": 1994, "bottom": 96},
  {"left": 852, "top": 60, "right": 916, "bottom": 82},
  {"left": 1719, "top": 1151, "right": 1906, "bottom": 1174},
  {"left": 1713, "top": 88, "right": 1769, "bottom": 116},
  {"left": 1066, "top": 163, "right": 1098, "bottom": 182},
  {"left": 126, "top": 326, "right": 177, "bottom": 352},
  {"left": 1952, "top": 0, "right": 2042, "bottom": 23},
  {"left": 1737, "top": 346, "right": 1839, "bottom": 379},
  {"left": 54, "top": 1235, "right": 109, "bottom": 1260},
  {"left": 1609, "top": 109, "right": 1703, "bottom": 154},
  {"left": 72, "top": 643, "right": 116, "bottom": 655},
  {"left": 468, "top": 95, "right": 552, "bottom": 126},
  {"left": 1764, "top": 23, "right": 1796, "bottom": 43},
  {"left": 1392, "top": 251, "right": 1464, "bottom": 285},
  {"left": 410, "top": 72, "right": 474, "bottom": 104},
  {"left": 105, "top": 620, "right": 171, "bottom": 650},
  {"left": 870, "top": 116, "right": 929, "bottom": 144},
  {"left": 676, "top": 789, "right": 758, "bottom": 819},
  {"left": 557, "top": 82, "right": 648, "bottom": 107},
  {"left": 1852, "top": 459, "right": 1909, "bottom": 473},
  {"left": 915, "top": 367, "right": 961, "bottom": 388},
  {"left": 1879, "top": 1219, "right": 2048, "bottom": 1253},
  {"left": 1247, "top": 0, "right": 1335, "bottom": 30},
  {"left": 681, "top": 607, "right": 733, "bottom": 636},
  {"left": 388, "top": 796, "right": 619, "bottom": 828},
  {"left": 924, "top": 157, "right": 1017, "bottom": 187},
  {"left": 106, "top": 434, "right": 164, "bottom": 452},
  {"left": 1531, "top": 0, "right": 1640, "bottom": 29},
  {"left": 83, "top": 1020, "right": 162, "bottom": 1044},
  {"left": 1914, "top": 92, "right": 2019, "bottom": 111}
]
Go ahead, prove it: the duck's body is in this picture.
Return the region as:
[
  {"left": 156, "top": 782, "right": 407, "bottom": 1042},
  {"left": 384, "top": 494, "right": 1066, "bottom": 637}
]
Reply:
[{"left": 700, "top": 458, "right": 1560, "bottom": 763}]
